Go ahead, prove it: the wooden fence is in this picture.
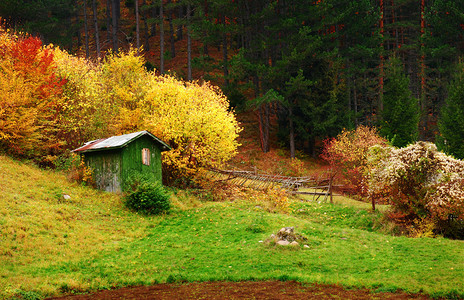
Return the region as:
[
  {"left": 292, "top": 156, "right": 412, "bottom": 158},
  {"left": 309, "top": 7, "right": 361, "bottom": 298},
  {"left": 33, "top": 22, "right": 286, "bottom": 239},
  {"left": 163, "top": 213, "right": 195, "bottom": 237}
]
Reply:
[{"left": 209, "top": 168, "right": 335, "bottom": 202}]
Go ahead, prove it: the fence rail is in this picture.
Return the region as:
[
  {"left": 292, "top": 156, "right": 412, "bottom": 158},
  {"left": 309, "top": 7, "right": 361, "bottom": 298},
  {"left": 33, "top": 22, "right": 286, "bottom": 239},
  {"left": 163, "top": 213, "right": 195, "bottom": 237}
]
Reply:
[{"left": 209, "top": 168, "right": 335, "bottom": 202}]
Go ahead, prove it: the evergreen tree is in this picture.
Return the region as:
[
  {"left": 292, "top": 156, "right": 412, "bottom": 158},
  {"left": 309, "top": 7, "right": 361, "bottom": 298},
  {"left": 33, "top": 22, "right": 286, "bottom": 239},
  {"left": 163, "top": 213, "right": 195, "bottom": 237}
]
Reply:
[
  {"left": 380, "top": 56, "right": 419, "bottom": 147},
  {"left": 283, "top": 70, "right": 313, "bottom": 158},
  {"left": 226, "top": 0, "right": 352, "bottom": 155},
  {"left": 331, "top": 0, "right": 380, "bottom": 127},
  {"left": 0, "top": 0, "right": 76, "bottom": 47},
  {"left": 424, "top": 0, "right": 464, "bottom": 135},
  {"left": 437, "top": 61, "right": 464, "bottom": 159},
  {"left": 189, "top": 0, "right": 240, "bottom": 85}
]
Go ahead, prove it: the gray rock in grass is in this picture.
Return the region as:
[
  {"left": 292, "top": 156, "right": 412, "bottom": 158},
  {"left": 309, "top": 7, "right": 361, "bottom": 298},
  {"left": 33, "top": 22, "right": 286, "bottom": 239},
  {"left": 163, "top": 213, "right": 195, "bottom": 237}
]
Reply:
[{"left": 276, "top": 240, "right": 290, "bottom": 246}]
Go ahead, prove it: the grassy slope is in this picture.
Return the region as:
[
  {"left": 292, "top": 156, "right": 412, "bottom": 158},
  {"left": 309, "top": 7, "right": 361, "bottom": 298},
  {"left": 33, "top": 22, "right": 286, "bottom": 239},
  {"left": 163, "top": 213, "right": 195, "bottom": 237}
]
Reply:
[
  {"left": 1, "top": 155, "right": 463, "bottom": 299},
  {"left": 0, "top": 155, "right": 163, "bottom": 297}
]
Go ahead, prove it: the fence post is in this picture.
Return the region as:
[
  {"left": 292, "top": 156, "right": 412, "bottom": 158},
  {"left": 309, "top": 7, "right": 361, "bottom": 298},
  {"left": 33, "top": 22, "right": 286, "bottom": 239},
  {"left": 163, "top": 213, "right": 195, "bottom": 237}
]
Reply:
[{"left": 329, "top": 176, "right": 333, "bottom": 204}]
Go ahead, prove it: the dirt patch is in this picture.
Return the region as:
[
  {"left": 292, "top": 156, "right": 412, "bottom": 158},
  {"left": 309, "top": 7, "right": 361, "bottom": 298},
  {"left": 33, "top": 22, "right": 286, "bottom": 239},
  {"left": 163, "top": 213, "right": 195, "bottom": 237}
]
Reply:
[{"left": 47, "top": 280, "right": 436, "bottom": 300}]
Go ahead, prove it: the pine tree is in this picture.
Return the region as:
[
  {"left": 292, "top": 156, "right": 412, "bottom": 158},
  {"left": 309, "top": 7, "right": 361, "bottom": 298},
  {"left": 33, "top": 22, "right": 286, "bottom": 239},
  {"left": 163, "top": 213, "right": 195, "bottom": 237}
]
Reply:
[
  {"left": 424, "top": 0, "right": 464, "bottom": 136},
  {"left": 331, "top": 0, "right": 380, "bottom": 127},
  {"left": 437, "top": 61, "right": 464, "bottom": 159},
  {"left": 0, "top": 0, "right": 75, "bottom": 47},
  {"left": 379, "top": 55, "right": 419, "bottom": 147}
]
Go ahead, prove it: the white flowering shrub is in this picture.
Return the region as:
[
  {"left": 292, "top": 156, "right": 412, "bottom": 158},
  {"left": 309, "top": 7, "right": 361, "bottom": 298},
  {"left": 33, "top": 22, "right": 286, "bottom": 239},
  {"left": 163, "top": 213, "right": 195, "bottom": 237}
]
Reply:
[{"left": 368, "top": 142, "right": 464, "bottom": 237}]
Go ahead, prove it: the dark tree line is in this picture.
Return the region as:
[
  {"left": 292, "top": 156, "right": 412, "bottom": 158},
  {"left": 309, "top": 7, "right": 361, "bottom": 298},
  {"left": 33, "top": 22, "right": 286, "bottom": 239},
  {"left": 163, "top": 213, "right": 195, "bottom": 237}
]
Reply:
[{"left": 1, "top": 0, "right": 464, "bottom": 157}]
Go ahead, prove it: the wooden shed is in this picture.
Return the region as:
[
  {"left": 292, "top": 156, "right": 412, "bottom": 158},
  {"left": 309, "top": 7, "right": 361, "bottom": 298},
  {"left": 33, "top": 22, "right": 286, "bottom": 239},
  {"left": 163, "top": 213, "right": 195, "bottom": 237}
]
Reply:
[{"left": 72, "top": 131, "right": 171, "bottom": 193}]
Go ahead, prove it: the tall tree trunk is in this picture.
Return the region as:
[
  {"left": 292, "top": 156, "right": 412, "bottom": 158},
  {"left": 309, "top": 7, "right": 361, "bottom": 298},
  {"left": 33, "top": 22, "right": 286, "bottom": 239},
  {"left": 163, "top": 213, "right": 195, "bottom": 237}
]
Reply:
[
  {"left": 289, "top": 104, "right": 295, "bottom": 158},
  {"left": 151, "top": 4, "right": 157, "bottom": 37},
  {"left": 348, "top": 77, "right": 352, "bottom": 125},
  {"left": 160, "top": 0, "right": 165, "bottom": 74},
  {"left": 141, "top": 0, "right": 150, "bottom": 51},
  {"left": 106, "top": 0, "right": 112, "bottom": 42},
  {"left": 177, "top": 4, "right": 183, "bottom": 41},
  {"left": 67, "top": 4, "right": 76, "bottom": 50},
  {"left": 187, "top": 3, "right": 192, "bottom": 81},
  {"left": 135, "top": 0, "right": 140, "bottom": 54},
  {"left": 115, "top": 0, "right": 120, "bottom": 20},
  {"left": 353, "top": 78, "right": 358, "bottom": 126},
  {"left": 92, "top": 0, "right": 100, "bottom": 58},
  {"left": 167, "top": 0, "right": 175, "bottom": 58},
  {"left": 76, "top": 2, "right": 82, "bottom": 50},
  {"left": 254, "top": 76, "right": 269, "bottom": 153},
  {"left": 222, "top": 14, "right": 229, "bottom": 87},
  {"left": 239, "top": 12, "right": 245, "bottom": 49},
  {"left": 258, "top": 106, "right": 267, "bottom": 153},
  {"left": 111, "top": 0, "right": 119, "bottom": 52},
  {"left": 392, "top": 0, "right": 398, "bottom": 48},
  {"left": 203, "top": 0, "right": 208, "bottom": 55},
  {"left": 264, "top": 103, "right": 270, "bottom": 152},
  {"left": 379, "top": 0, "right": 385, "bottom": 113},
  {"left": 419, "top": 0, "right": 427, "bottom": 140},
  {"left": 83, "top": 0, "right": 90, "bottom": 58}
]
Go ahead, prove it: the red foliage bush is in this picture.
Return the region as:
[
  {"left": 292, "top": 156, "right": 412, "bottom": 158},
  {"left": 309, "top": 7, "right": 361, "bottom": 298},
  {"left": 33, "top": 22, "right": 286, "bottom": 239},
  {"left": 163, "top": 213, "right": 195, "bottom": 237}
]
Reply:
[
  {"left": 0, "top": 31, "right": 67, "bottom": 158},
  {"left": 321, "top": 125, "right": 387, "bottom": 196},
  {"left": 1, "top": 36, "right": 65, "bottom": 100}
]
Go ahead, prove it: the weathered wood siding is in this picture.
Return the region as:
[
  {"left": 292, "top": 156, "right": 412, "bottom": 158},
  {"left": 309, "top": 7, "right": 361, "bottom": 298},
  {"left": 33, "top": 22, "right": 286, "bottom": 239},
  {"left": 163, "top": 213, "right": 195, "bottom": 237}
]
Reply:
[{"left": 84, "top": 149, "right": 122, "bottom": 193}]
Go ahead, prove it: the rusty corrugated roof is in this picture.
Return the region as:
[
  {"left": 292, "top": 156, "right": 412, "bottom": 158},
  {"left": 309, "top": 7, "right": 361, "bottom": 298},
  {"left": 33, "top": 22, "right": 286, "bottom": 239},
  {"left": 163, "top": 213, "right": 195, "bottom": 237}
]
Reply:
[{"left": 72, "top": 131, "right": 171, "bottom": 153}]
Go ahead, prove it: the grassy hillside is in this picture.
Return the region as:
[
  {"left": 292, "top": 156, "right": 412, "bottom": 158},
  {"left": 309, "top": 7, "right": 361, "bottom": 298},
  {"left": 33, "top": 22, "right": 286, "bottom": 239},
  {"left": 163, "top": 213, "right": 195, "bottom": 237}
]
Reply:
[
  {"left": 0, "top": 155, "right": 463, "bottom": 299},
  {"left": 0, "top": 155, "right": 163, "bottom": 298}
]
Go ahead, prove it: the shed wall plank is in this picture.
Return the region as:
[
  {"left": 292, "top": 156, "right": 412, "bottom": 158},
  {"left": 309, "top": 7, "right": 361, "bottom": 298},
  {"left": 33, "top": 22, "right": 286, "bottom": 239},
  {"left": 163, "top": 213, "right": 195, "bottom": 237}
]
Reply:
[{"left": 84, "top": 149, "right": 122, "bottom": 193}]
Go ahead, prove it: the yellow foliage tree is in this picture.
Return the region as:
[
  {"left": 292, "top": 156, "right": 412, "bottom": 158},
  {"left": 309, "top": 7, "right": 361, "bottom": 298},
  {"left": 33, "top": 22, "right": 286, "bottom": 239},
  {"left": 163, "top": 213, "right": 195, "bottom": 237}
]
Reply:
[
  {"left": 0, "top": 61, "right": 39, "bottom": 155},
  {"left": 143, "top": 75, "right": 241, "bottom": 184},
  {"left": 321, "top": 125, "right": 387, "bottom": 197},
  {"left": 96, "top": 49, "right": 241, "bottom": 185},
  {"left": 52, "top": 47, "right": 113, "bottom": 148},
  {"left": 100, "top": 49, "right": 149, "bottom": 134},
  {"left": 0, "top": 32, "right": 240, "bottom": 183}
]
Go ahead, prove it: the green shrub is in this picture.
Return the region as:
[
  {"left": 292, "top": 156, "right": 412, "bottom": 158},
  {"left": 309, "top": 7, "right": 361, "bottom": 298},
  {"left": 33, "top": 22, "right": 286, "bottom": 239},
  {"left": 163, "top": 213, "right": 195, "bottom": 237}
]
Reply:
[
  {"left": 12, "top": 289, "right": 43, "bottom": 300},
  {"left": 124, "top": 174, "right": 171, "bottom": 215},
  {"left": 246, "top": 214, "right": 269, "bottom": 233}
]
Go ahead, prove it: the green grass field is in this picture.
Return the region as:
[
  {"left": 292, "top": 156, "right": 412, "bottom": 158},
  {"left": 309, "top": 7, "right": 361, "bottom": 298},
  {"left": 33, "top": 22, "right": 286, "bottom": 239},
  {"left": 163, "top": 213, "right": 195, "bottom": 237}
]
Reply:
[{"left": 1, "top": 155, "right": 463, "bottom": 299}]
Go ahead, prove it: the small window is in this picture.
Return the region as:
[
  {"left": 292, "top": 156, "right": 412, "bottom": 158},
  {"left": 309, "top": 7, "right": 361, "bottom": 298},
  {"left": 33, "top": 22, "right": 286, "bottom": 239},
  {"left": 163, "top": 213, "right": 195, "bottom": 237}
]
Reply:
[{"left": 142, "top": 148, "right": 150, "bottom": 165}]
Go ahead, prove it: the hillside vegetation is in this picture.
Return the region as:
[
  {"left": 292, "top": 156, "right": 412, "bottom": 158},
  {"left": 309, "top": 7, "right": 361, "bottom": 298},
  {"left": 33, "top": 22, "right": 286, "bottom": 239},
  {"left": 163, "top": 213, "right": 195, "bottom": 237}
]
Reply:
[
  {"left": 1, "top": 155, "right": 463, "bottom": 299},
  {"left": 4, "top": 1, "right": 464, "bottom": 156}
]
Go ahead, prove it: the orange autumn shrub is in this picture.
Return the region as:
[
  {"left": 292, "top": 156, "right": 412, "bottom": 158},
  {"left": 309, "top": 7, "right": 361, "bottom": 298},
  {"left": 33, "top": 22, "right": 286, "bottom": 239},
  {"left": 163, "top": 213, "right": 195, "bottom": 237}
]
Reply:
[
  {"left": 321, "top": 125, "right": 387, "bottom": 196},
  {"left": 0, "top": 29, "right": 66, "bottom": 159}
]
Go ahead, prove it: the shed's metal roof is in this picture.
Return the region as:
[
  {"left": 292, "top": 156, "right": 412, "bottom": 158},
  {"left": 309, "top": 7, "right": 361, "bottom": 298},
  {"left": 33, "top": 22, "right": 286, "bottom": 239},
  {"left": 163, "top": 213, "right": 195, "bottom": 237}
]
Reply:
[{"left": 72, "top": 131, "right": 171, "bottom": 153}]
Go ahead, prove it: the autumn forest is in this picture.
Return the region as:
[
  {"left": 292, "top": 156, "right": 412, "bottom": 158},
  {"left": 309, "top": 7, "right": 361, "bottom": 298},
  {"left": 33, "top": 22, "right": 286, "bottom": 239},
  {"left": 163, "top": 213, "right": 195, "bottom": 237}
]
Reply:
[
  {"left": 2, "top": 0, "right": 464, "bottom": 160},
  {"left": 1, "top": 1, "right": 464, "bottom": 298}
]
